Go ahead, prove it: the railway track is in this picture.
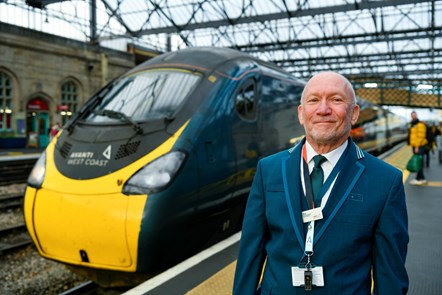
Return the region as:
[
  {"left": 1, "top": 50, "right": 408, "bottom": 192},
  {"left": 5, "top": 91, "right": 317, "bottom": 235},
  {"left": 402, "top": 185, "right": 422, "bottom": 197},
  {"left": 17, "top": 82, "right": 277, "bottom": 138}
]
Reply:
[
  {"left": 0, "top": 223, "right": 32, "bottom": 255},
  {"left": 0, "top": 193, "right": 24, "bottom": 211},
  {"left": 0, "top": 184, "right": 30, "bottom": 255}
]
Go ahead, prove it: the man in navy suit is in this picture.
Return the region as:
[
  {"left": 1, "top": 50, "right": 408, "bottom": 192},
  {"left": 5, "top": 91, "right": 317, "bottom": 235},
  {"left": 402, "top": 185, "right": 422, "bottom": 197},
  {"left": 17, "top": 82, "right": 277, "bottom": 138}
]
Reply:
[{"left": 233, "top": 72, "right": 408, "bottom": 294}]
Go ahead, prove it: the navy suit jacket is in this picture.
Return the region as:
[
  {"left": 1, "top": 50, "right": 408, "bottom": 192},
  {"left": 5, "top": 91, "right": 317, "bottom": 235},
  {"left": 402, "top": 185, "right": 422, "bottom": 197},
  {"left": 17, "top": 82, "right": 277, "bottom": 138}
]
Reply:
[{"left": 233, "top": 138, "right": 409, "bottom": 295}]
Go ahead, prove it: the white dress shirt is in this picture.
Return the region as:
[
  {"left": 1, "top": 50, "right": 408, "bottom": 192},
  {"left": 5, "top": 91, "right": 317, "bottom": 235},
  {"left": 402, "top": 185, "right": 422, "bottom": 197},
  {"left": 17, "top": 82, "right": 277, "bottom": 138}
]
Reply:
[{"left": 300, "top": 140, "right": 348, "bottom": 208}]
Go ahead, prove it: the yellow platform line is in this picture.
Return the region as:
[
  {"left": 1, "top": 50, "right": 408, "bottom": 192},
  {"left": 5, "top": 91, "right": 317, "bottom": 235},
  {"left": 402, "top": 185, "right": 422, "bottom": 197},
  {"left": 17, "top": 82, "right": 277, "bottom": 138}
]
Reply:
[
  {"left": 382, "top": 144, "right": 412, "bottom": 171},
  {"left": 386, "top": 144, "right": 442, "bottom": 186},
  {"left": 424, "top": 181, "right": 442, "bottom": 187},
  {"left": 381, "top": 144, "right": 412, "bottom": 184},
  {"left": 186, "top": 261, "right": 236, "bottom": 295}
]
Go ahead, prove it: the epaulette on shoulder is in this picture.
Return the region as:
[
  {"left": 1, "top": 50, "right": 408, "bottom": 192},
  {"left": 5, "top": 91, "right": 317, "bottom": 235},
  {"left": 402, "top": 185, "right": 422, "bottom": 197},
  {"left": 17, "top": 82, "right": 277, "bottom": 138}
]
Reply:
[
  {"left": 288, "top": 145, "right": 296, "bottom": 153},
  {"left": 355, "top": 144, "right": 365, "bottom": 160},
  {"left": 288, "top": 138, "right": 303, "bottom": 154}
]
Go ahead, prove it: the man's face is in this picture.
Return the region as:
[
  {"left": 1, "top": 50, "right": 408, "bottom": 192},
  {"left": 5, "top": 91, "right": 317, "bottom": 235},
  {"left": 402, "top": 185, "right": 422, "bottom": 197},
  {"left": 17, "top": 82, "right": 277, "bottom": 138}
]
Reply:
[
  {"left": 411, "top": 112, "right": 417, "bottom": 121},
  {"left": 298, "top": 73, "right": 360, "bottom": 147}
]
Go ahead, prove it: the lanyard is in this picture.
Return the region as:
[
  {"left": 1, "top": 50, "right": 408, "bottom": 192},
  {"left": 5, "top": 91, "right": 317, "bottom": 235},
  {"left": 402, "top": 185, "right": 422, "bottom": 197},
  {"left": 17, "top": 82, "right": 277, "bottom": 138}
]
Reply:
[
  {"left": 305, "top": 221, "right": 315, "bottom": 253},
  {"left": 301, "top": 142, "right": 350, "bottom": 255}
]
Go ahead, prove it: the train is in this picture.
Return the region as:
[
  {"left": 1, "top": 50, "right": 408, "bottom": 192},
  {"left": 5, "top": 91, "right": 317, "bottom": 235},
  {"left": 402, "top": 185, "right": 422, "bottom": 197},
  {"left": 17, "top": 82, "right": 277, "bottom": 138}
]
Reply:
[{"left": 23, "top": 47, "right": 408, "bottom": 287}]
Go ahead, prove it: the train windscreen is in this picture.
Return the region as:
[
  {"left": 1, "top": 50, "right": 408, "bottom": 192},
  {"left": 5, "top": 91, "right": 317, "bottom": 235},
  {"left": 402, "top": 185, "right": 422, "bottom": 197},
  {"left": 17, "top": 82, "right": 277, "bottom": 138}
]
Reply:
[{"left": 85, "top": 69, "right": 201, "bottom": 122}]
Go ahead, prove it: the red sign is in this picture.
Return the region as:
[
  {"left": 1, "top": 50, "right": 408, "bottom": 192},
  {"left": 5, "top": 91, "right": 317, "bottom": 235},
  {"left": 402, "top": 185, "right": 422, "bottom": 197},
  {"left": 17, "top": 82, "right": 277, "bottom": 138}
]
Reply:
[
  {"left": 57, "top": 104, "right": 69, "bottom": 111},
  {"left": 27, "top": 98, "right": 49, "bottom": 111}
]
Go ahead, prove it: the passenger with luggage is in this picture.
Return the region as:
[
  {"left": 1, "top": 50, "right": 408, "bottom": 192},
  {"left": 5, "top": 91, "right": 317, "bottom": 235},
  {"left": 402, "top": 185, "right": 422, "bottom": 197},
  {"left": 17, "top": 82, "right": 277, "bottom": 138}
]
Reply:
[{"left": 408, "top": 111, "right": 428, "bottom": 185}]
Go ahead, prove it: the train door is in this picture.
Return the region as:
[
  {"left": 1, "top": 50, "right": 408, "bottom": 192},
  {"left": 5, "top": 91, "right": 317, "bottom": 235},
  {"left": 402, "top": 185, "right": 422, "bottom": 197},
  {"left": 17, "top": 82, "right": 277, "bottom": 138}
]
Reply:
[{"left": 26, "top": 98, "right": 50, "bottom": 148}]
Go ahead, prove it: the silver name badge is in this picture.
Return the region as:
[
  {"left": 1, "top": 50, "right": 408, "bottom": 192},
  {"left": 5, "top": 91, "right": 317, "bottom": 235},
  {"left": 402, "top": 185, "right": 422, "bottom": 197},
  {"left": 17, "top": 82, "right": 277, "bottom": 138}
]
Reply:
[
  {"left": 292, "top": 266, "right": 325, "bottom": 288},
  {"left": 302, "top": 208, "right": 323, "bottom": 223}
]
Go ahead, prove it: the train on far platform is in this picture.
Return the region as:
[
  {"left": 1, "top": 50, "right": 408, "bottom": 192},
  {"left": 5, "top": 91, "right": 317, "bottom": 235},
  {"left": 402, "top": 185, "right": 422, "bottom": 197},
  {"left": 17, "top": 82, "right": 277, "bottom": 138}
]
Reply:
[{"left": 23, "top": 47, "right": 408, "bottom": 287}]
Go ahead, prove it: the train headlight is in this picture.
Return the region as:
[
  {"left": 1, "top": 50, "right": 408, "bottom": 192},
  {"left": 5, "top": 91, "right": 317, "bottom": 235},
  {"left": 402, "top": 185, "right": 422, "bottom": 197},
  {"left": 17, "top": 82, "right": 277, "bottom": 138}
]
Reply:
[
  {"left": 27, "top": 151, "right": 46, "bottom": 188},
  {"left": 123, "top": 150, "right": 186, "bottom": 195}
]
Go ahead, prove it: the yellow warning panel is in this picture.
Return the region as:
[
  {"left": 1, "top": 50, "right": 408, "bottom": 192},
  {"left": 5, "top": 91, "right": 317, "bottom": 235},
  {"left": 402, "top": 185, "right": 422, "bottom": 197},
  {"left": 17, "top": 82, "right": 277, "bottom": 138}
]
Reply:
[
  {"left": 381, "top": 144, "right": 412, "bottom": 183},
  {"left": 382, "top": 144, "right": 412, "bottom": 171},
  {"left": 186, "top": 261, "right": 236, "bottom": 295}
]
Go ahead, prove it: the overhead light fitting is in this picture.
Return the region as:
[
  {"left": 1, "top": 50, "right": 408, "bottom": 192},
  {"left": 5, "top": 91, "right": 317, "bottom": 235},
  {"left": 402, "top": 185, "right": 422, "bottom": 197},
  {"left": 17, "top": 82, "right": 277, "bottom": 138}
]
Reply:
[
  {"left": 364, "top": 83, "right": 378, "bottom": 88},
  {"left": 416, "top": 84, "right": 433, "bottom": 90}
]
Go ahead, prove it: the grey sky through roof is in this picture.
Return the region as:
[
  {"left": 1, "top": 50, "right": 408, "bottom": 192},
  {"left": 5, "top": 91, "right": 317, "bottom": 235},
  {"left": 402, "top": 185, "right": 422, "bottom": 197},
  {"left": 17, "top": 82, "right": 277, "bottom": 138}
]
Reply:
[{"left": 1, "top": 0, "right": 441, "bottom": 81}]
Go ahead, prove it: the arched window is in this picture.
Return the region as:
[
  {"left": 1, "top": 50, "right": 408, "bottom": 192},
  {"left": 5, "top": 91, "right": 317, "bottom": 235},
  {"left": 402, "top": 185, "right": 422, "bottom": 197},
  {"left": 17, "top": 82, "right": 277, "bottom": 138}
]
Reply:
[
  {"left": 0, "top": 72, "right": 12, "bottom": 131},
  {"left": 61, "top": 81, "right": 79, "bottom": 125},
  {"left": 235, "top": 79, "right": 257, "bottom": 121}
]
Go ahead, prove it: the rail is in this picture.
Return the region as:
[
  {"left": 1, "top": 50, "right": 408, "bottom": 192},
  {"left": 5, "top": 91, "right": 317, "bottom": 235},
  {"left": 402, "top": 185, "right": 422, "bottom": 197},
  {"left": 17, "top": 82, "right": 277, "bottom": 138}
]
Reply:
[
  {"left": 0, "top": 194, "right": 24, "bottom": 211},
  {"left": 0, "top": 223, "right": 32, "bottom": 255}
]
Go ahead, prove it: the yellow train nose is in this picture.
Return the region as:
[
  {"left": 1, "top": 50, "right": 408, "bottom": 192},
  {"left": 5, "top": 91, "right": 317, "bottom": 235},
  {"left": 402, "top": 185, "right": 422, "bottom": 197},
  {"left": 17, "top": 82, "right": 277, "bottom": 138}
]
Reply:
[{"left": 25, "top": 187, "right": 147, "bottom": 271}]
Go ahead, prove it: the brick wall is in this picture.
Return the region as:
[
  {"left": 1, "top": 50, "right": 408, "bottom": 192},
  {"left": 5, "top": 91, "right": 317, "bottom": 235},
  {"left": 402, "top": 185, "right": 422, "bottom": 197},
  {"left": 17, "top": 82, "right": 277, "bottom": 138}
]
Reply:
[{"left": 0, "top": 23, "right": 136, "bottom": 145}]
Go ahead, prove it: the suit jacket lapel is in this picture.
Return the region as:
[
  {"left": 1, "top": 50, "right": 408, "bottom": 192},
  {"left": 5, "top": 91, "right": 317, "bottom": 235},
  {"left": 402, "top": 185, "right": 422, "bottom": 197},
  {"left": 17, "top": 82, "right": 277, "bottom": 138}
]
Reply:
[
  {"left": 282, "top": 139, "right": 305, "bottom": 250},
  {"left": 314, "top": 140, "right": 366, "bottom": 245}
]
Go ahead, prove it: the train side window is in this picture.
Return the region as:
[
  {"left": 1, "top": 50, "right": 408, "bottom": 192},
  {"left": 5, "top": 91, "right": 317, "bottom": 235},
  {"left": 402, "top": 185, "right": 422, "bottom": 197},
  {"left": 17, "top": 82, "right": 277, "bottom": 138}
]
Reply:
[{"left": 235, "top": 79, "right": 257, "bottom": 121}]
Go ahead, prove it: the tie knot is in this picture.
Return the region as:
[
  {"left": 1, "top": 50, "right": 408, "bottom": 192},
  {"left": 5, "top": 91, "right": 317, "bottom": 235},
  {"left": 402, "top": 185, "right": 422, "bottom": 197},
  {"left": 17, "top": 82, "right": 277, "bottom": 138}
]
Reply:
[{"left": 313, "top": 155, "right": 327, "bottom": 169}]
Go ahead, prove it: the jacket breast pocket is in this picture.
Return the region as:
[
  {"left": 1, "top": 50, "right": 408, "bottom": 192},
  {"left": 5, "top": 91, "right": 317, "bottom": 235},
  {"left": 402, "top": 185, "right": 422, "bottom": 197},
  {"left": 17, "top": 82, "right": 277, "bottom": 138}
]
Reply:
[
  {"left": 348, "top": 193, "right": 363, "bottom": 202},
  {"left": 336, "top": 213, "right": 374, "bottom": 226}
]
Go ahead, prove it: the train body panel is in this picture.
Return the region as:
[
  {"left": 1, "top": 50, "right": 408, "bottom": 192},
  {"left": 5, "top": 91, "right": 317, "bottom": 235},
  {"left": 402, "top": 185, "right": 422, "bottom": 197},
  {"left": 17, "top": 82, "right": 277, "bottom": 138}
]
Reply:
[
  {"left": 23, "top": 47, "right": 408, "bottom": 286},
  {"left": 351, "top": 100, "right": 408, "bottom": 153}
]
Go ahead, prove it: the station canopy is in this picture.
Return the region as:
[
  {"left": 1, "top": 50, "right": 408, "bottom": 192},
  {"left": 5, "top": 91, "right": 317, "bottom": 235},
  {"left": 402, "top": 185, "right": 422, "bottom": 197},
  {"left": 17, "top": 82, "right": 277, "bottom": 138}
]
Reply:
[{"left": 1, "top": 0, "right": 442, "bottom": 82}]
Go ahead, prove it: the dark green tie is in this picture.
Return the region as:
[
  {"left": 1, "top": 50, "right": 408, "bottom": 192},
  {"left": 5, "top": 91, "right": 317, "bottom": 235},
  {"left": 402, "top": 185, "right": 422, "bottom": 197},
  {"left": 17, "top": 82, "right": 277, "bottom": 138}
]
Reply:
[{"left": 310, "top": 155, "right": 327, "bottom": 206}]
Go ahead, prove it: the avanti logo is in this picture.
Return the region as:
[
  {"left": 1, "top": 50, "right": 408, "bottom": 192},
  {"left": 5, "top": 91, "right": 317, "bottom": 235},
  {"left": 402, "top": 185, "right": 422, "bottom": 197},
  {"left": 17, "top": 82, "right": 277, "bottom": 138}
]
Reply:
[{"left": 103, "top": 145, "right": 112, "bottom": 160}]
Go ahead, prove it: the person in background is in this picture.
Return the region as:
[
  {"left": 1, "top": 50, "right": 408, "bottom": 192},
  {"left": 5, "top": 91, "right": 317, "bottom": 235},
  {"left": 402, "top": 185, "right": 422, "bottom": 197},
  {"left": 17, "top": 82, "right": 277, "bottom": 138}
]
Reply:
[
  {"left": 408, "top": 111, "right": 428, "bottom": 185},
  {"left": 428, "top": 123, "right": 441, "bottom": 152},
  {"left": 49, "top": 122, "right": 60, "bottom": 141},
  {"left": 423, "top": 122, "right": 437, "bottom": 168},
  {"left": 436, "top": 122, "right": 442, "bottom": 164},
  {"left": 233, "top": 71, "right": 408, "bottom": 294}
]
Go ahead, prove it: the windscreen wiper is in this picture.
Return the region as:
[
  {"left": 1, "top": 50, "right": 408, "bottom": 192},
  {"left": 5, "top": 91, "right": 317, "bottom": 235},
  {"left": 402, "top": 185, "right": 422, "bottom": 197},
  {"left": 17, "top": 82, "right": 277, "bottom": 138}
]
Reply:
[
  {"left": 94, "top": 109, "right": 144, "bottom": 135},
  {"left": 65, "top": 79, "right": 116, "bottom": 135}
]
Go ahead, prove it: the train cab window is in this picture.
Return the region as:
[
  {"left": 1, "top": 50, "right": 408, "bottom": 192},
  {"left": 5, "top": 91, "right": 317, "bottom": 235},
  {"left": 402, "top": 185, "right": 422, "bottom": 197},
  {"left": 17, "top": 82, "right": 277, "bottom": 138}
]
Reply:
[
  {"left": 235, "top": 79, "right": 257, "bottom": 121},
  {"left": 85, "top": 69, "right": 201, "bottom": 123}
]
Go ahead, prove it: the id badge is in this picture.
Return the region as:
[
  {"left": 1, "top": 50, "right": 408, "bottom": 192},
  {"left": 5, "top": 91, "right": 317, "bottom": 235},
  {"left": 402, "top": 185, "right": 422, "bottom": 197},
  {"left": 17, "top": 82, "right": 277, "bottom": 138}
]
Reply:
[
  {"left": 302, "top": 208, "right": 323, "bottom": 223},
  {"left": 291, "top": 266, "right": 325, "bottom": 287}
]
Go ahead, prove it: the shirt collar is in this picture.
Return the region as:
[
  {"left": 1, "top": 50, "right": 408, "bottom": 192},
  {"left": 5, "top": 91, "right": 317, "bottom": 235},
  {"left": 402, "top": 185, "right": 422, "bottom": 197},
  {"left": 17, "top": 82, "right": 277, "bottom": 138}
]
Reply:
[{"left": 305, "top": 139, "right": 348, "bottom": 166}]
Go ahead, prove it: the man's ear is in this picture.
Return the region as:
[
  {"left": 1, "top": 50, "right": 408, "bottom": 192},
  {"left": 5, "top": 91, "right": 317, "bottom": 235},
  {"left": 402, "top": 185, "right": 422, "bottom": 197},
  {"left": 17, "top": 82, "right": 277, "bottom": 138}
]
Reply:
[
  {"left": 298, "top": 104, "right": 304, "bottom": 125},
  {"left": 351, "top": 104, "right": 360, "bottom": 125}
]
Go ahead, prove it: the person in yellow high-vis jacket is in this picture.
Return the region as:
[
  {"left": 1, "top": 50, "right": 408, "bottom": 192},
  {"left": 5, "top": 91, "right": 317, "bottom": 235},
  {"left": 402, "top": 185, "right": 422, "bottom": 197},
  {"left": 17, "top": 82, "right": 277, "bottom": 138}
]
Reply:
[{"left": 407, "top": 111, "right": 428, "bottom": 185}]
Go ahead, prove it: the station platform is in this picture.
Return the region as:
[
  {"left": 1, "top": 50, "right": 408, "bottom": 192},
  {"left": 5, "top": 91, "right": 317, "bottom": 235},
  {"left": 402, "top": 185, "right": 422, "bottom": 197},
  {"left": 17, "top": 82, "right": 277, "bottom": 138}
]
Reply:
[{"left": 123, "top": 143, "right": 442, "bottom": 295}]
